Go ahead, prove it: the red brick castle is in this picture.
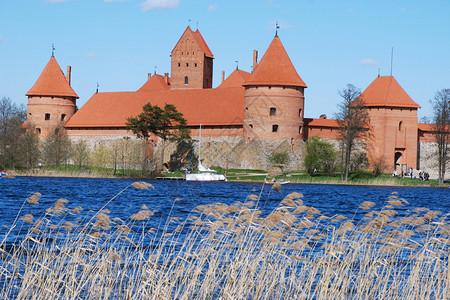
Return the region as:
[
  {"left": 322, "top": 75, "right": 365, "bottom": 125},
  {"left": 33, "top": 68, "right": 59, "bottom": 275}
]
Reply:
[{"left": 26, "top": 26, "right": 439, "bottom": 175}]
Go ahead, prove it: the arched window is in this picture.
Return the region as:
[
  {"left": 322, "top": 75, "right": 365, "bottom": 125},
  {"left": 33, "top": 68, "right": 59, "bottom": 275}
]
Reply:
[
  {"left": 299, "top": 108, "right": 302, "bottom": 117},
  {"left": 184, "top": 76, "right": 188, "bottom": 85},
  {"left": 61, "top": 114, "right": 66, "bottom": 121},
  {"left": 398, "top": 121, "right": 403, "bottom": 131}
]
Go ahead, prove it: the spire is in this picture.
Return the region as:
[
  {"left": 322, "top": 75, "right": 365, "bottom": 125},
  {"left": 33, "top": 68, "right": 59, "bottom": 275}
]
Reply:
[
  {"left": 359, "top": 76, "right": 420, "bottom": 108},
  {"left": 52, "top": 44, "right": 55, "bottom": 57},
  {"left": 26, "top": 56, "right": 78, "bottom": 98},
  {"left": 275, "top": 21, "right": 280, "bottom": 37},
  {"left": 243, "top": 36, "right": 307, "bottom": 87}
]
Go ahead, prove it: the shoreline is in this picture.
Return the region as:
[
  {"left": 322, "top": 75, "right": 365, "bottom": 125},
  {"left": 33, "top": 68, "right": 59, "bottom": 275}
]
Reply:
[{"left": 12, "top": 170, "right": 448, "bottom": 188}]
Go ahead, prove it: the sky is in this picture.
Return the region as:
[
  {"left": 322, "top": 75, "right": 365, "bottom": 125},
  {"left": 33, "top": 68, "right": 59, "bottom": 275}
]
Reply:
[{"left": 1, "top": 0, "right": 449, "bottom": 121}]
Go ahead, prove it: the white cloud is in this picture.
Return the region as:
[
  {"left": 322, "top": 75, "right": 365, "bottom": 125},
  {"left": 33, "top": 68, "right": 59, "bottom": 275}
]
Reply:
[
  {"left": 208, "top": 3, "right": 218, "bottom": 11},
  {"left": 87, "top": 52, "right": 98, "bottom": 59},
  {"left": 360, "top": 58, "right": 378, "bottom": 65},
  {"left": 140, "top": 0, "right": 179, "bottom": 11}
]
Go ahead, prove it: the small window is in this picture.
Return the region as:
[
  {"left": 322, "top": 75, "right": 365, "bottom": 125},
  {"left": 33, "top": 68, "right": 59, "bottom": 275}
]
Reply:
[
  {"left": 195, "top": 63, "right": 197, "bottom": 67},
  {"left": 270, "top": 107, "right": 276, "bottom": 116},
  {"left": 299, "top": 126, "right": 302, "bottom": 133},
  {"left": 36, "top": 128, "right": 41, "bottom": 134},
  {"left": 184, "top": 76, "right": 188, "bottom": 85},
  {"left": 45, "top": 113, "right": 50, "bottom": 120},
  {"left": 178, "top": 63, "right": 181, "bottom": 67},
  {"left": 249, "top": 124, "right": 253, "bottom": 128},
  {"left": 299, "top": 108, "right": 302, "bottom": 117},
  {"left": 399, "top": 121, "right": 402, "bottom": 131},
  {"left": 272, "top": 125, "right": 279, "bottom": 132},
  {"left": 61, "top": 114, "right": 66, "bottom": 121},
  {"left": 186, "top": 63, "right": 189, "bottom": 67}
]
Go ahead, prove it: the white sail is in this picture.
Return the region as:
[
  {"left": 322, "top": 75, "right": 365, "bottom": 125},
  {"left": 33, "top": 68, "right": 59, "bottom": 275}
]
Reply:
[{"left": 185, "top": 124, "right": 227, "bottom": 181}]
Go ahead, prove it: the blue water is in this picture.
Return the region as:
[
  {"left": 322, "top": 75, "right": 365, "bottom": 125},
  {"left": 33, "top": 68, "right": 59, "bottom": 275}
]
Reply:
[{"left": 1, "top": 176, "right": 448, "bottom": 240}]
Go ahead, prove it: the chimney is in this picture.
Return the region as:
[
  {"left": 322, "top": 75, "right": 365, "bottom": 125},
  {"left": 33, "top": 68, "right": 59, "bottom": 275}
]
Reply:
[
  {"left": 164, "top": 73, "right": 169, "bottom": 85},
  {"left": 253, "top": 50, "right": 258, "bottom": 72},
  {"left": 148, "top": 73, "right": 151, "bottom": 80},
  {"left": 66, "top": 66, "right": 71, "bottom": 86},
  {"left": 222, "top": 71, "right": 225, "bottom": 83}
]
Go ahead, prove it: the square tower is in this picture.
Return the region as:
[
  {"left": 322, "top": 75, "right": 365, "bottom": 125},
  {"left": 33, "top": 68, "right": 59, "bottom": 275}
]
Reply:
[{"left": 170, "top": 26, "right": 214, "bottom": 90}]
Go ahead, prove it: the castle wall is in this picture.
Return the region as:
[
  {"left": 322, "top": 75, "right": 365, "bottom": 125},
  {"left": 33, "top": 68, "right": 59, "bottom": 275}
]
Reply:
[
  {"left": 243, "top": 86, "right": 304, "bottom": 140},
  {"left": 307, "top": 127, "right": 340, "bottom": 140},
  {"left": 418, "top": 141, "right": 450, "bottom": 180}
]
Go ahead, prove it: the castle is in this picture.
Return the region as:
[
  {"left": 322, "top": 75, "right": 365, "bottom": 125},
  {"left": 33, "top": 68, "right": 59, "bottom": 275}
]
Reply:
[{"left": 25, "top": 26, "right": 443, "bottom": 177}]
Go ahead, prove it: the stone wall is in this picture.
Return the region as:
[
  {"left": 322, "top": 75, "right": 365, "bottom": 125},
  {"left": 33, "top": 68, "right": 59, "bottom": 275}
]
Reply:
[
  {"left": 159, "top": 136, "right": 306, "bottom": 171},
  {"left": 418, "top": 141, "right": 450, "bottom": 180}
]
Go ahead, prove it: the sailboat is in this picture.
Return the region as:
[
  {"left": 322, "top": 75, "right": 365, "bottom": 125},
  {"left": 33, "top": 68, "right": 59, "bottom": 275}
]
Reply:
[{"left": 185, "top": 124, "right": 227, "bottom": 181}]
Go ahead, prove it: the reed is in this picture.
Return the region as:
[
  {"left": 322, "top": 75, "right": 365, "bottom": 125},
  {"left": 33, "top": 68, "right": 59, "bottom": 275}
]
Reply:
[{"left": 0, "top": 186, "right": 448, "bottom": 299}]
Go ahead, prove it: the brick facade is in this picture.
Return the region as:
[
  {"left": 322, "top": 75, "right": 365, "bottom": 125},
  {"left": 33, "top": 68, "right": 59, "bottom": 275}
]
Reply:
[
  {"left": 27, "top": 95, "right": 76, "bottom": 138},
  {"left": 243, "top": 86, "right": 305, "bottom": 140},
  {"left": 170, "top": 27, "right": 213, "bottom": 90}
]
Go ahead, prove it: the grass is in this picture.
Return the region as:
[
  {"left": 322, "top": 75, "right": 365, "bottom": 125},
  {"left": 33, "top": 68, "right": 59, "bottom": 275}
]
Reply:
[{"left": 0, "top": 184, "right": 448, "bottom": 299}]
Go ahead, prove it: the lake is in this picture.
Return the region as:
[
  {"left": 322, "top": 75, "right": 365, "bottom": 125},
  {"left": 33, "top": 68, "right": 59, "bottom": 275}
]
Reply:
[
  {"left": 0, "top": 176, "right": 449, "bottom": 299},
  {"left": 1, "top": 176, "right": 448, "bottom": 241}
]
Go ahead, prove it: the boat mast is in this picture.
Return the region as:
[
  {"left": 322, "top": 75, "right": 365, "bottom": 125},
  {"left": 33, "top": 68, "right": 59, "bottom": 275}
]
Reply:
[{"left": 198, "top": 124, "right": 202, "bottom": 173}]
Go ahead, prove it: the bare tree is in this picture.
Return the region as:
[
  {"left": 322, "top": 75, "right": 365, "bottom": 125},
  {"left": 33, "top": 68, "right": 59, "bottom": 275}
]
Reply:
[
  {"left": 0, "top": 97, "right": 26, "bottom": 170},
  {"left": 72, "top": 140, "right": 90, "bottom": 170},
  {"left": 431, "top": 89, "right": 450, "bottom": 184},
  {"left": 19, "top": 123, "right": 41, "bottom": 171},
  {"left": 42, "top": 124, "right": 72, "bottom": 171},
  {"left": 335, "top": 84, "right": 370, "bottom": 182}
]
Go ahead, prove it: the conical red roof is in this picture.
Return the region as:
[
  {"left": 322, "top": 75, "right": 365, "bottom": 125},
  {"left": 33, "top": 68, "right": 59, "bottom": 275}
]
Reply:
[
  {"left": 360, "top": 76, "right": 420, "bottom": 108},
  {"left": 243, "top": 36, "right": 306, "bottom": 87},
  {"left": 26, "top": 56, "right": 78, "bottom": 98}
]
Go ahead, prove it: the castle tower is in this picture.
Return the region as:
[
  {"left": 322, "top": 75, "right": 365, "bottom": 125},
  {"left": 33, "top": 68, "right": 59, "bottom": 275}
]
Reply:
[
  {"left": 360, "top": 76, "right": 420, "bottom": 173},
  {"left": 170, "top": 26, "right": 214, "bottom": 90},
  {"left": 243, "top": 36, "right": 307, "bottom": 140},
  {"left": 26, "top": 55, "right": 78, "bottom": 138}
]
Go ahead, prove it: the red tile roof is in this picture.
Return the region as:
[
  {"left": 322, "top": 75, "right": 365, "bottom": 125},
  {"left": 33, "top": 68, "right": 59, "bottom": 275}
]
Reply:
[
  {"left": 304, "top": 118, "right": 339, "bottom": 128},
  {"left": 192, "top": 29, "right": 214, "bottom": 59},
  {"left": 418, "top": 123, "right": 435, "bottom": 132},
  {"left": 243, "top": 36, "right": 307, "bottom": 88},
  {"left": 65, "top": 87, "right": 244, "bottom": 128},
  {"left": 171, "top": 26, "right": 214, "bottom": 59},
  {"left": 137, "top": 74, "right": 170, "bottom": 92},
  {"left": 217, "top": 69, "right": 251, "bottom": 88},
  {"left": 359, "top": 76, "right": 420, "bottom": 108},
  {"left": 26, "top": 56, "right": 79, "bottom": 98}
]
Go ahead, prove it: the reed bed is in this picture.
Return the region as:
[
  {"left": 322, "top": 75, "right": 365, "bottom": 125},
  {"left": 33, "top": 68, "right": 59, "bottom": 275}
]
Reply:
[{"left": 0, "top": 184, "right": 448, "bottom": 299}]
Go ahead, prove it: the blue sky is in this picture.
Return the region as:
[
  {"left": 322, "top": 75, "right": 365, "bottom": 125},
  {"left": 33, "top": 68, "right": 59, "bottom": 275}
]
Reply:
[{"left": 1, "top": 0, "right": 449, "bottom": 120}]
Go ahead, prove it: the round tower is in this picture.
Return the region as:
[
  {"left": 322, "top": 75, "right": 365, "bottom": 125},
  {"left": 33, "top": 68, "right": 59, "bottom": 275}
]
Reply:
[
  {"left": 243, "top": 36, "right": 307, "bottom": 140},
  {"left": 26, "top": 55, "right": 78, "bottom": 138}
]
